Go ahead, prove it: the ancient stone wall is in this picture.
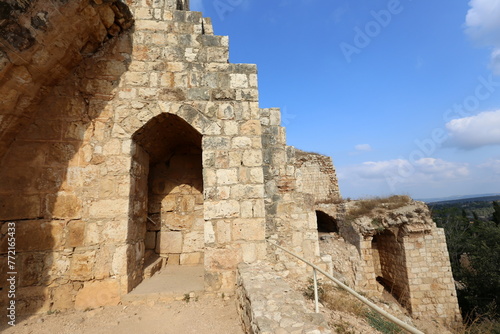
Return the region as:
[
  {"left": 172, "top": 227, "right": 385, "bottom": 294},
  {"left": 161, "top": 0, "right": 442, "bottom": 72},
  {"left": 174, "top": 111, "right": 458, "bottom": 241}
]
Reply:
[
  {"left": 0, "top": 31, "right": 134, "bottom": 313},
  {"left": 342, "top": 201, "right": 461, "bottom": 324},
  {"left": 403, "top": 227, "right": 460, "bottom": 323},
  {"left": 294, "top": 150, "right": 340, "bottom": 204},
  {"left": 259, "top": 111, "right": 328, "bottom": 275},
  {"left": 1, "top": 0, "right": 268, "bottom": 313}
]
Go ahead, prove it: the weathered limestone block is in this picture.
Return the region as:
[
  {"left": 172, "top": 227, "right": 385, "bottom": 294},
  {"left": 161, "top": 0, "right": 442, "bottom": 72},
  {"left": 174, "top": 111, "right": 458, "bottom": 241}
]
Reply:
[
  {"left": 157, "top": 231, "right": 183, "bottom": 254},
  {"left": 205, "top": 246, "right": 242, "bottom": 271},
  {"left": 88, "top": 198, "right": 129, "bottom": 218},
  {"left": 69, "top": 251, "right": 96, "bottom": 281},
  {"left": 180, "top": 252, "right": 203, "bottom": 265},
  {"left": 5, "top": 220, "right": 65, "bottom": 252},
  {"left": 0, "top": 194, "right": 41, "bottom": 220},
  {"left": 232, "top": 218, "right": 266, "bottom": 241},
  {"left": 15, "top": 287, "right": 51, "bottom": 315},
  {"left": 182, "top": 231, "right": 204, "bottom": 253},
  {"left": 66, "top": 220, "right": 86, "bottom": 248},
  {"left": 203, "top": 200, "right": 240, "bottom": 219},
  {"left": 51, "top": 284, "right": 76, "bottom": 311},
  {"left": 216, "top": 168, "right": 238, "bottom": 185},
  {"left": 18, "top": 252, "right": 46, "bottom": 286},
  {"left": 47, "top": 192, "right": 83, "bottom": 219},
  {"left": 74, "top": 279, "right": 120, "bottom": 310}
]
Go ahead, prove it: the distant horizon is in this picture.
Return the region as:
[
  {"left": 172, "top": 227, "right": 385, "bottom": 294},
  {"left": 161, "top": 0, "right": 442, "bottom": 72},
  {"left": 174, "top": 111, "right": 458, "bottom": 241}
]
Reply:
[
  {"left": 338, "top": 191, "right": 500, "bottom": 202},
  {"left": 193, "top": 0, "right": 500, "bottom": 200},
  {"left": 416, "top": 192, "right": 500, "bottom": 203}
]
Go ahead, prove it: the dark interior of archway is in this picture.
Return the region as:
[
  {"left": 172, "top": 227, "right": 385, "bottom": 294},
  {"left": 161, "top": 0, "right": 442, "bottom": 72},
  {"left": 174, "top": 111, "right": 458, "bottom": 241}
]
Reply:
[
  {"left": 371, "top": 231, "right": 410, "bottom": 310},
  {"left": 316, "top": 210, "right": 339, "bottom": 233},
  {"left": 133, "top": 113, "right": 202, "bottom": 164}
]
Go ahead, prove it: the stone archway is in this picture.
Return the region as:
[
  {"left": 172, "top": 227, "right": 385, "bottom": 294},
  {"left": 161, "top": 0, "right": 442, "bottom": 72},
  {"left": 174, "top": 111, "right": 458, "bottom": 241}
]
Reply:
[
  {"left": 316, "top": 210, "right": 339, "bottom": 233},
  {"left": 128, "top": 113, "right": 203, "bottom": 289},
  {"left": 371, "top": 229, "right": 411, "bottom": 311}
]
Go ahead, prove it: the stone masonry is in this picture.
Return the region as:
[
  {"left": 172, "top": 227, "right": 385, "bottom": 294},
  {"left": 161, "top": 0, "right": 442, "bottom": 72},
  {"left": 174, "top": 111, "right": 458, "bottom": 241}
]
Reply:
[
  {"left": 326, "top": 199, "right": 462, "bottom": 324},
  {"left": 0, "top": 0, "right": 460, "bottom": 327},
  {"left": 237, "top": 262, "right": 331, "bottom": 334}
]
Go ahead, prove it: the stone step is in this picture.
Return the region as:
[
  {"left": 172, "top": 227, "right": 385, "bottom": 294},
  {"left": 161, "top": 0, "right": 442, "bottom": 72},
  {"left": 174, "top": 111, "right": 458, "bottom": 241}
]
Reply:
[
  {"left": 121, "top": 289, "right": 204, "bottom": 305},
  {"left": 143, "top": 253, "right": 167, "bottom": 280},
  {"left": 122, "top": 265, "right": 205, "bottom": 306}
]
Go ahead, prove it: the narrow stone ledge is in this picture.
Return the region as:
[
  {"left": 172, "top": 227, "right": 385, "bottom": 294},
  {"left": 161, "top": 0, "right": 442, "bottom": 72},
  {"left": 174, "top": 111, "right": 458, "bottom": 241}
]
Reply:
[{"left": 237, "top": 262, "right": 331, "bottom": 334}]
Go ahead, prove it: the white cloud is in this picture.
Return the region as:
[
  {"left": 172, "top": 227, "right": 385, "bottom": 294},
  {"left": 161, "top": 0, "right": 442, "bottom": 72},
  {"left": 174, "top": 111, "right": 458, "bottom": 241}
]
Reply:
[
  {"left": 414, "top": 158, "right": 470, "bottom": 178},
  {"left": 338, "top": 158, "right": 500, "bottom": 199},
  {"left": 349, "top": 144, "right": 373, "bottom": 156},
  {"left": 445, "top": 110, "right": 500, "bottom": 148},
  {"left": 353, "top": 159, "right": 408, "bottom": 179},
  {"left": 491, "top": 48, "right": 500, "bottom": 74},
  {"left": 190, "top": 0, "right": 205, "bottom": 12},
  {"left": 355, "top": 144, "right": 372, "bottom": 152},
  {"left": 465, "top": 0, "right": 500, "bottom": 73},
  {"left": 341, "top": 158, "right": 469, "bottom": 182}
]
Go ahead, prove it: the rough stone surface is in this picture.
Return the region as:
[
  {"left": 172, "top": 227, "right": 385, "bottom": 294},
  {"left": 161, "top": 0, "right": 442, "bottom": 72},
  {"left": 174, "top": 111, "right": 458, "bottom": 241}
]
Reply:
[
  {"left": 324, "top": 199, "right": 462, "bottom": 324},
  {"left": 237, "top": 262, "right": 331, "bottom": 334}
]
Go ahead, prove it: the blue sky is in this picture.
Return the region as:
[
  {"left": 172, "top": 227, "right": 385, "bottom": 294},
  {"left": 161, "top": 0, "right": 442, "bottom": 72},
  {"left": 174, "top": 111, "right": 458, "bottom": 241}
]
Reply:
[{"left": 191, "top": 0, "right": 500, "bottom": 200}]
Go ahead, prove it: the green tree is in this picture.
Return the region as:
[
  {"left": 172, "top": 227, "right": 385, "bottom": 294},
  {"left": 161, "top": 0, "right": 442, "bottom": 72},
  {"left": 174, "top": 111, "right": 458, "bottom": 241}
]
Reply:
[
  {"left": 432, "top": 203, "right": 500, "bottom": 322},
  {"left": 493, "top": 201, "right": 500, "bottom": 226},
  {"left": 459, "top": 221, "right": 500, "bottom": 319}
]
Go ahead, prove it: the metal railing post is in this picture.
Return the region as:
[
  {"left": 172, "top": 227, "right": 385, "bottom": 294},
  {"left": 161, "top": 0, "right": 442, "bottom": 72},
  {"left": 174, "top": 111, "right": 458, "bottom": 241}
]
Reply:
[{"left": 313, "top": 268, "right": 319, "bottom": 313}]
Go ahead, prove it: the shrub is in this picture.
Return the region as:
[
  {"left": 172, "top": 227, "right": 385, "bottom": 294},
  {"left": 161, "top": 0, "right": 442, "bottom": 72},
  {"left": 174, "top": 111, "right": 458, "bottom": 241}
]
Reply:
[{"left": 346, "top": 196, "right": 411, "bottom": 220}]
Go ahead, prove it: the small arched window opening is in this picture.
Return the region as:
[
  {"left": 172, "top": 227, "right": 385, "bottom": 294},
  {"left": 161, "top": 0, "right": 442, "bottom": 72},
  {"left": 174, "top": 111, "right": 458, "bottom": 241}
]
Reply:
[{"left": 316, "top": 210, "right": 339, "bottom": 233}]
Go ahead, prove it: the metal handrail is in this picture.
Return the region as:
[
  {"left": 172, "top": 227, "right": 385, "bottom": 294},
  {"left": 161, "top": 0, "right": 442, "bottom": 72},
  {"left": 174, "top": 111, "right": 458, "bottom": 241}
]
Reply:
[{"left": 267, "top": 239, "right": 424, "bottom": 334}]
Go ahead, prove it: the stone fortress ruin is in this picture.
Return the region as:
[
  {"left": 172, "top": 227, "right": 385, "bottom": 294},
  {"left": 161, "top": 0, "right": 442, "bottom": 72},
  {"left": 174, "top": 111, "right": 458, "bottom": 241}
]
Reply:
[{"left": 0, "top": 0, "right": 461, "bottom": 329}]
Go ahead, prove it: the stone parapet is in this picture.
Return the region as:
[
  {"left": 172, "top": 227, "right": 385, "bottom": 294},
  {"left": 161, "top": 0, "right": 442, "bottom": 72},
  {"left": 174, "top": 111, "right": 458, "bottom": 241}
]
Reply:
[{"left": 237, "top": 262, "right": 331, "bottom": 334}]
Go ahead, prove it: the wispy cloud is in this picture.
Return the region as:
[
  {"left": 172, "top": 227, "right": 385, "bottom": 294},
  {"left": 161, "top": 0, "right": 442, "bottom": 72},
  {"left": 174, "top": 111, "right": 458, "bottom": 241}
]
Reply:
[
  {"left": 354, "top": 144, "right": 372, "bottom": 152},
  {"left": 445, "top": 110, "right": 500, "bottom": 148},
  {"left": 339, "top": 157, "right": 470, "bottom": 193},
  {"left": 349, "top": 143, "right": 372, "bottom": 156},
  {"left": 341, "top": 158, "right": 469, "bottom": 182},
  {"left": 465, "top": 0, "right": 500, "bottom": 74},
  {"left": 491, "top": 48, "right": 500, "bottom": 74},
  {"left": 338, "top": 158, "right": 471, "bottom": 198},
  {"left": 331, "top": 5, "right": 349, "bottom": 24}
]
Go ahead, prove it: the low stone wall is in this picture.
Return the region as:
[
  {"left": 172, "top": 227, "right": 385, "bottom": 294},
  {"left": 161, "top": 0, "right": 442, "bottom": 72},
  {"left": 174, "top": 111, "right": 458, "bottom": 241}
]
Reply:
[{"left": 236, "top": 262, "right": 331, "bottom": 334}]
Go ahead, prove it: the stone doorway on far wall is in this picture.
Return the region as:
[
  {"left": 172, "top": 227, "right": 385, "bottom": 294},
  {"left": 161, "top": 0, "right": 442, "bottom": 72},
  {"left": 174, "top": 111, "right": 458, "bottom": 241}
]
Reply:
[{"left": 132, "top": 113, "right": 205, "bottom": 277}]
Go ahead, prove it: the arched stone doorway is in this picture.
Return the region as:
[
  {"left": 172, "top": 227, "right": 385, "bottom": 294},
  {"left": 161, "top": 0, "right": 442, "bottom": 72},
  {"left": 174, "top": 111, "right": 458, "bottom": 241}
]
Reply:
[
  {"left": 129, "top": 113, "right": 203, "bottom": 288},
  {"left": 371, "top": 229, "right": 411, "bottom": 311},
  {"left": 316, "top": 210, "right": 339, "bottom": 233}
]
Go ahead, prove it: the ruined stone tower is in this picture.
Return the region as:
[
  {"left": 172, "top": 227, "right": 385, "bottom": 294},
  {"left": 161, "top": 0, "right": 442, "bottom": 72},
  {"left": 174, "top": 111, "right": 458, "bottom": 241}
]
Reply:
[{"left": 0, "top": 0, "right": 460, "bottom": 325}]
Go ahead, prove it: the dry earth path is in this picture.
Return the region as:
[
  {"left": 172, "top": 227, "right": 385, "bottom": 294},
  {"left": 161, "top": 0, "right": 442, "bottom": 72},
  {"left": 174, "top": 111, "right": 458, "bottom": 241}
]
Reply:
[{"left": 1, "top": 295, "right": 244, "bottom": 334}]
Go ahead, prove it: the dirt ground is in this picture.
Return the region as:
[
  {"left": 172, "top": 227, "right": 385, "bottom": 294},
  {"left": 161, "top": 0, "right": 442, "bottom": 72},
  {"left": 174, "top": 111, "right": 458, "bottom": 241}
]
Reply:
[{"left": 0, "top": 296, "right": 244, "bottom": 334}]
